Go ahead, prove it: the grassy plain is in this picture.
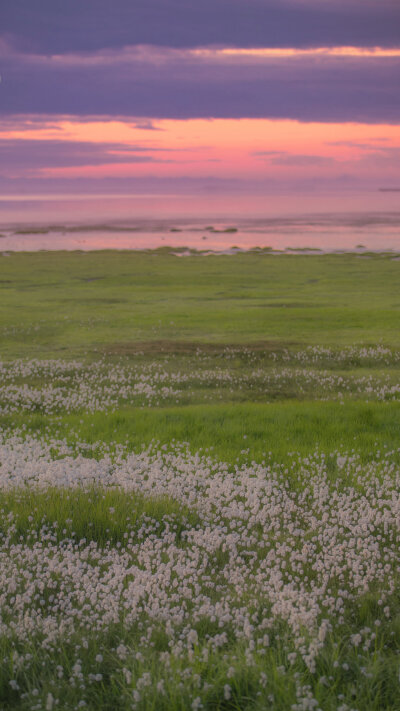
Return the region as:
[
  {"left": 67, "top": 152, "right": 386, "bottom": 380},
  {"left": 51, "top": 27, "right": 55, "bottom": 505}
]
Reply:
[
  {"left": 1, "top": 250, "right": 400, "bottom": 358},
  {"left": 1, "top": 249, "right": 400, "bottom": 459},
  {"left": 0, "top": 250, "right": 400, "bottom": 710}
]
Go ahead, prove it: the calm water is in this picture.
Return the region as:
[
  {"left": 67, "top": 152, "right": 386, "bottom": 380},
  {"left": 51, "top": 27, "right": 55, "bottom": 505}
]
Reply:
[{"left": 0, "top": 192, "right": 399, "bottom": 252}]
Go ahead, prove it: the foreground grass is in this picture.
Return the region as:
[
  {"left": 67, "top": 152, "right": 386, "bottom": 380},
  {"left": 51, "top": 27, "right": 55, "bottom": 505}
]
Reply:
[
  {"left": 0, "top": 454, "right": 399, "bottom": 711},
  {"left": 2, "top": 616, "right": 399, "bottom": 711}
]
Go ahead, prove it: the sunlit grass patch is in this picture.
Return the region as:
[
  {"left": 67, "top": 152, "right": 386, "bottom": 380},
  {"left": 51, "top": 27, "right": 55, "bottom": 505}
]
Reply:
[{"left": 12, "top": 399, "right": 398, "bottom": 466}]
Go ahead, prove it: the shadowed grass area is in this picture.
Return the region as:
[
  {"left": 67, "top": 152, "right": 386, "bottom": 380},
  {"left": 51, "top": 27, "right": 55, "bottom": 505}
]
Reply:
[
  {"left": 1, "top": 251, "right": 400, "bottom": 357},
  {"left": 0, "top": 487, "right": 202, "bottom": 547}
]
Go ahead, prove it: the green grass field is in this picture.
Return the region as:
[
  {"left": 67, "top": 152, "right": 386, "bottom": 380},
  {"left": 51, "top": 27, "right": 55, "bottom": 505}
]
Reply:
[
  {"left": 1, "top": 250, "right": 400, "bottom": 358},
  {"left": 0, "top": 251, "right": 400, "bottom": 710}
]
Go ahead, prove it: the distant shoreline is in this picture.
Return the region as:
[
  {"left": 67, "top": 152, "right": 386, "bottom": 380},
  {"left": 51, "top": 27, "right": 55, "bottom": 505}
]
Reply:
[{"left": 1, "top": 246, "right": 400, "bottom": 257}]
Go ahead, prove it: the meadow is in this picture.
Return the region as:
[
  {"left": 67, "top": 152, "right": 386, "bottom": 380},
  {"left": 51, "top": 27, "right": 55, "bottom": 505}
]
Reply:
[{"left": 0, "top": 249, "right": 400, "bottom": 710}]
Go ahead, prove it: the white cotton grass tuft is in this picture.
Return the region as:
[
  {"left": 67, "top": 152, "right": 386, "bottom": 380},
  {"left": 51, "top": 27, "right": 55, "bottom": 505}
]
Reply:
[{"left": 0, "top": 346, "right": 400, "bottom": 418}]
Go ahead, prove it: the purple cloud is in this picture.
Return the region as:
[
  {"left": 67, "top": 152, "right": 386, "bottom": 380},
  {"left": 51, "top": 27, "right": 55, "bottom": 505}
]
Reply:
[
  {"left": 326, "top": 139, "right": 395, "bottom": 149},
  {"left": 1, "top": 1, "right": 400, "bottom": 52},
  {"left": 0, "top": 46, "right": 399, "bottom": 122},
  {"left": 0, "top": 139, "right": 177, "bottom": 176}
]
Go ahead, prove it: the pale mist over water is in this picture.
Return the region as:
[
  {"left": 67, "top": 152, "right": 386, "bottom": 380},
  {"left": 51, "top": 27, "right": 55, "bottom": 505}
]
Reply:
[{"left": 0, "top": 191, "right": 399, "bottom": 252}]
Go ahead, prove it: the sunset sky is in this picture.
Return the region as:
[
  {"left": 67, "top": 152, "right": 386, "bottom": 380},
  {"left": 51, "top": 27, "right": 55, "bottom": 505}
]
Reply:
[{"left": 1, "top": 0, "right": 400, "bottom": 195}]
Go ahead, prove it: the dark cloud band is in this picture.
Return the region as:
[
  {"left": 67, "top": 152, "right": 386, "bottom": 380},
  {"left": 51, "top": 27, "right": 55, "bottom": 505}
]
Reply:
[
  {"left": 1, "top": 47, "right": 399, "bottom": 122},
  {"left": 1, "top": 0, "right": 400, "bottom": 52}
]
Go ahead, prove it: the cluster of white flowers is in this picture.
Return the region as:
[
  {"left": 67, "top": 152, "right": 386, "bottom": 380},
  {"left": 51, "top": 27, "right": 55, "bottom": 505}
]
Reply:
[
  {"left": 276, "top": 345, "right": 400, "bottom": 366},
  {"left": 0, "top": 429, "right": 399, "bottom": 708},
  {"left": 0, "top": 348, "right": 399, "bottom": 415},
  {"left": 0, "top": 359, "right": 180, "bottom": 413},
  {"left": 249, "top": 366, "right": 400, "bottom": 400},
  {"left": 193, "top": 344, "right": 400, "bottom": 367}
]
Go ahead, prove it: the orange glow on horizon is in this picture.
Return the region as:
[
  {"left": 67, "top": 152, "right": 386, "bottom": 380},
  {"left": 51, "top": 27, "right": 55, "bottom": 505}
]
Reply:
[{"left": 1, "top": 118, "right": 400, "bottom": 181}]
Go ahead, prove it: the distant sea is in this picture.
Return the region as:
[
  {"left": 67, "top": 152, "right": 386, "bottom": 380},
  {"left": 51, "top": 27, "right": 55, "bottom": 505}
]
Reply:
[{"left": 0, "top": 191, "right": 399, "bottom": 252}]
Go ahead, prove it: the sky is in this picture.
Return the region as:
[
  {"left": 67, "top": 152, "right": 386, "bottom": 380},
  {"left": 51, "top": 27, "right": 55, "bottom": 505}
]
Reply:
[{"left": 0, "top": 0, "right": 399, "bottom": 196}]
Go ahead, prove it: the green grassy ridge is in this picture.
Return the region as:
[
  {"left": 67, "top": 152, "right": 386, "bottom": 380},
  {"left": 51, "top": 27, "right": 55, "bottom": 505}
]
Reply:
[
  {"left": 2, "top": 400, "right": 399, "bottom": 465},
  {"left": 1, "top": 251, "right": 400, "bottom": 358}
]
